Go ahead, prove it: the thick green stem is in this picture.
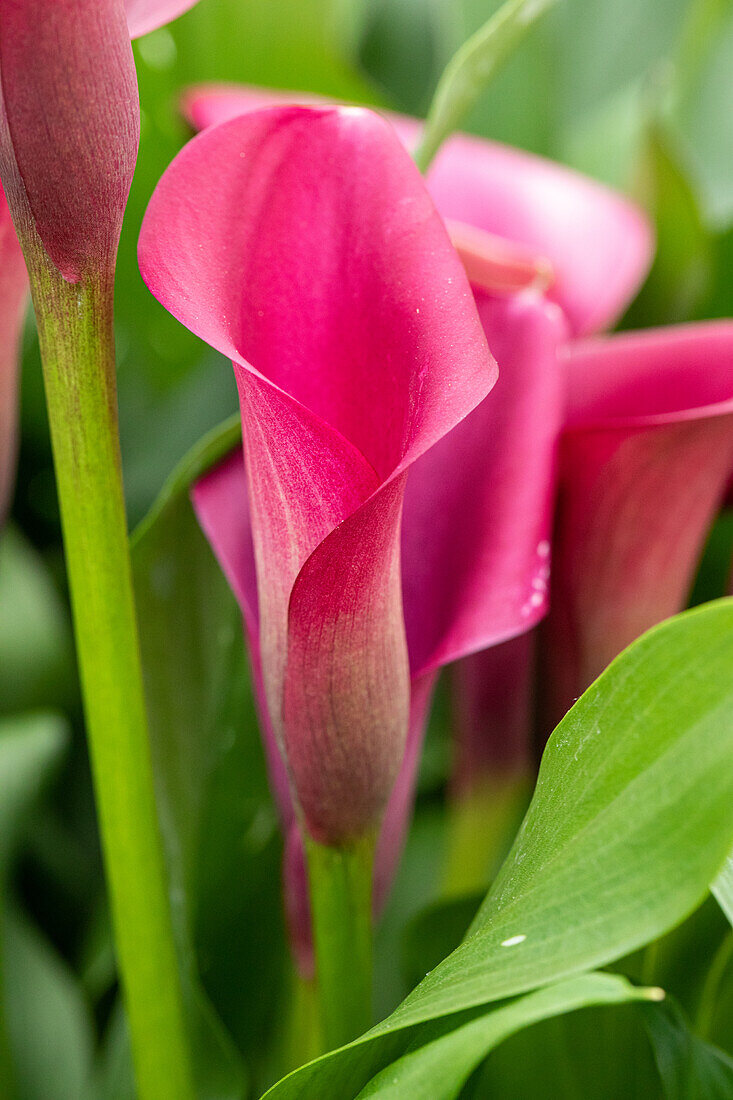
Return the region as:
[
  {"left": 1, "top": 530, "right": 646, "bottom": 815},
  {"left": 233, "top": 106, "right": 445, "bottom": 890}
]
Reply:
[
  {"left": 305, "top": 832, "right": 375, "bottom": 1051},
  {"left": 280, "top": 966, "right": 322, "bottom": 1073},
  {"left": 31, "top": 270, "right": 195, "bottom": 1100}
]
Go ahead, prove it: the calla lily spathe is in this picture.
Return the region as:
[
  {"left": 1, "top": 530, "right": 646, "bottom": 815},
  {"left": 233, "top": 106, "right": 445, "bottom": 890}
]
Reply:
[
  {"left": 140, "top": 104, "right": 498, "bottom": 844},
  {"left": 543, "top": 322, "right": 733, "bottom": 727}
]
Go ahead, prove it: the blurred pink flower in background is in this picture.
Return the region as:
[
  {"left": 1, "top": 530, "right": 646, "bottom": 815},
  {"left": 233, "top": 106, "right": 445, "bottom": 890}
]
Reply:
[{"left": 543, "top": 322, "right": 733, "bottom": 729}]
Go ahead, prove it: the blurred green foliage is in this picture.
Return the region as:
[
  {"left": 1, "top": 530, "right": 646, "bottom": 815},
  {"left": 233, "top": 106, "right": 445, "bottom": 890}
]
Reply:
[{"left": 4, "top": 0, "right": 733, "bottom": 1096}]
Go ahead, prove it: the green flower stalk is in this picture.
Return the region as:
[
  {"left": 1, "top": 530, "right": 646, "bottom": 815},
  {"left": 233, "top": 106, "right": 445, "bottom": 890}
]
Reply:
[{"left": 0, "top": 2, "right": 198, "bottom": 1097}]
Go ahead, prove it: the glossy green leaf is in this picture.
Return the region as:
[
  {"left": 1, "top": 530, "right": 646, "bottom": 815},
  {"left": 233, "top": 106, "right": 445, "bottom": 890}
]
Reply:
[
  {"left": 265, "top": 599, "right": 733, "bottom": 1098},
  {"left": 358, "top": 974, "right": 658, "bottom": 1099},
  {"left": 414, "top": 0, "right": 560, "bottom": 170}
]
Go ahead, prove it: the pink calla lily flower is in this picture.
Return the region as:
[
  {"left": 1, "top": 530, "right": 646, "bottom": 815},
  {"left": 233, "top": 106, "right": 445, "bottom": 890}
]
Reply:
[
  {"left": 0, "top": 183, "right": 27, "bottom": 523},
  {"left": 181, "top": 83, "right": 653, "bottom": 338},
  {"left": 543, "top": 322, "right": 733, "bottom": 728},
  {"left": 0, "top": 0, "right": 199, "bottom": 282},
  {"left": 140, "top": 105, "right": 497, "bottom": 845},
  {"left": 139, "top": 105, "right": 571, "bottom": 958},
  {"left": 179, "top": 86, "right": 658, "bottom": 826}
]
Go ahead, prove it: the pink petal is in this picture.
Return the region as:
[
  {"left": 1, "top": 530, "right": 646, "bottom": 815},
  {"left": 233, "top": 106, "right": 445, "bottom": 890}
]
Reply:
[
  {"left": 141, "top": 105, "right": 494, "bottom": 843},
  {"left": 0, "top": 0, "right": 139, "bottom": 281},
  {"left": 424, "top": 131, "right": 653, "bottom": 337},
  {"left": 402, "top": 291, "right": 566, "bottom": 677},
  {"left": 126, "top": 0, "right": 199, "bottom": 38},
  {"left": 181, "top": 84, "right": 653, "bottom": 335},
  {"left": 544, "top": 322, "right": 733, "bottom": 727},
  {"left": 190, "top": 449, "right": 257, "bottom": 632},
  {"left": 0, "top": 185, "right": 28, "bottom": 523},
  {"left": 283, "top": 478, "right": 410, "bottom": 843},
  {"left": 180, "top": 85, "right": 328, "bottom": 131},
  {"left": 282, "top": 672, "right": 438, "bottom": 978}
]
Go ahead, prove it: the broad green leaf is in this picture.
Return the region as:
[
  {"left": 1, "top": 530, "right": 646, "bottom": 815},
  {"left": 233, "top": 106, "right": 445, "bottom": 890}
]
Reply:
[
  {"left": 133, "top": 433, "right": 249, "bottom": 1100},
  {"left": 643, "top": 998, "right": 733, "bottom": 1099},
  {"left": 414, "top": 0, "right": 560, "bottom": 170},
  {"left": 713, "top": 857, "right": 733, "bottom": 927},
  {"left": 358, "top": 974, "right": 658, "bottom": 1099},
  {"left": 132, "top": 417, "right": 285, "bottom": 1096},
  {"left": 472, "top": 996, "right": 660, "bottom": 1098},
  {"left": 265, "top": 599, "right": 733, "bottom": 1098},
  {"left": 3, "top": 907, "right": 95, "bottom": 1100},
  {"left": 0, "top": 529, "right": 74, "bottom": 716}
]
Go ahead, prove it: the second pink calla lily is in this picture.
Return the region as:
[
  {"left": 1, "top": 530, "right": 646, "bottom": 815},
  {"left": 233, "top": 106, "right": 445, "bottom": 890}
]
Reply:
[{"left": 543, "top": 322, "right": 733, "bottom": 728}]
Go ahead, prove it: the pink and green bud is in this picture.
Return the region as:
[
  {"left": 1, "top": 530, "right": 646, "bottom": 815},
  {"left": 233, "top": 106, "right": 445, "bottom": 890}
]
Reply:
[{"left": 0, "top": 0, "right": 198, "bottom": 283}]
